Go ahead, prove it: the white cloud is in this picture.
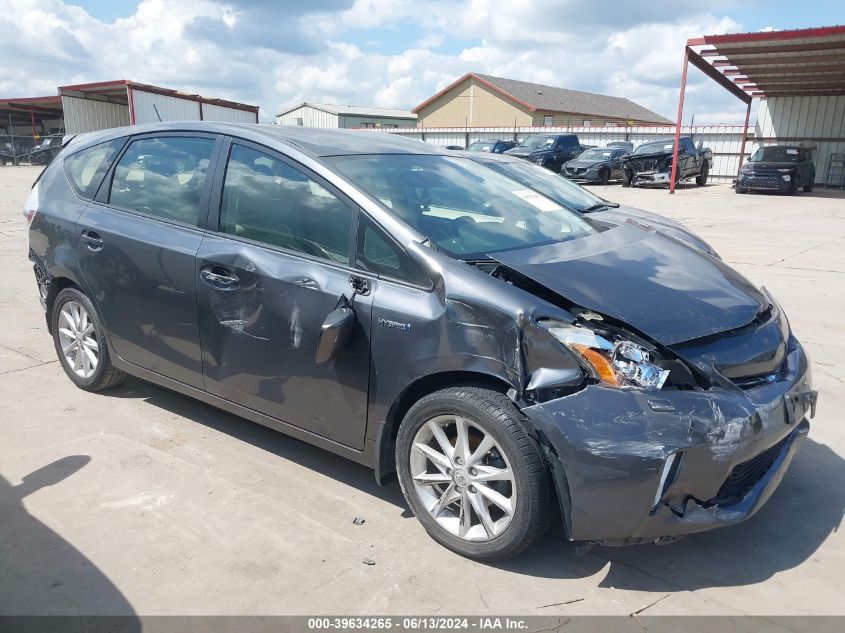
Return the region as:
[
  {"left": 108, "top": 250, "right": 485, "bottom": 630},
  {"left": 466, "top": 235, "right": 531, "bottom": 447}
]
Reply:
[{"left": 0, "top": 0, "right": 753, "bottom": 123}]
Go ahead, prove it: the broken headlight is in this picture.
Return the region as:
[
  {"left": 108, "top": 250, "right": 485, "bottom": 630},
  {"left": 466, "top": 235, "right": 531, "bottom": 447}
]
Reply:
[{"left": 539, "top": 320, "right": 669, "bottom": 389}]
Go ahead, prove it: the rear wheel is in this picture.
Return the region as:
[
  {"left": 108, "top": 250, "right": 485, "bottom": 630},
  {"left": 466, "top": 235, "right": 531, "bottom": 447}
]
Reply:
[
  {"left": 396, "top": 387, "right": 552, "bottom": 561},
  {"left": 695, "top": 163, "right": 709, "bottom": 186},
  {"left": 52, "top": 287, "right": 126, "bottom": 391}
]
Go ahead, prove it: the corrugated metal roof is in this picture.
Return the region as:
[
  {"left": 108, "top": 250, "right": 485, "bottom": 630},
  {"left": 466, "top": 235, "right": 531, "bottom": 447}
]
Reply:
[{"left": 277, "top": 102, "right": 417, "bottom": 119}]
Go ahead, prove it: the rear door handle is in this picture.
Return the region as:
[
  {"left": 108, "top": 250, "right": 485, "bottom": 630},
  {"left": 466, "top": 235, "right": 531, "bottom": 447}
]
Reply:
[
  {"left": 200, "top": 266, "right": 240, "bottom": 290},
  {"left": 80, "top": 230, "right": 103, "bottom": 251}
]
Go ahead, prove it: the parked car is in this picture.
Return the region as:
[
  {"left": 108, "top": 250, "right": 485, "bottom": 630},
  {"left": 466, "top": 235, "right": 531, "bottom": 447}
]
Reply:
[
  {"left": 736, "top": 146, "right": 815, "bottom": 194},
  {"left": 28, "top": 123, "right": 816, "bottom": 561},
  {"left": 504, "top": 133, "right": 584, "bottom": 171},
  {"left": 622, "top": 136, "right": 712, "bottom": 187},
  {"left": 26, "top": 136, "right": 64, "bottom": 166},
  {"left": 467, "top": 152, "right": 719, "bottom": 258},
  {"left": 606, "top": 140, "right": 634, "bottom": 153},
  {"left": 466, "top": 139, "right": 517, "bottom": 154},
  {"left": 561, "top": 147, "right": 628, "bottom": 184}
]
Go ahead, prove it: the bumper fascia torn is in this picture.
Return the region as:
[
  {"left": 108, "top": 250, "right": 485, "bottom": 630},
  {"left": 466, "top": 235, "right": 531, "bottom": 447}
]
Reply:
[{"left": 523, "top": 340, "right": 815, "bottom": 544}]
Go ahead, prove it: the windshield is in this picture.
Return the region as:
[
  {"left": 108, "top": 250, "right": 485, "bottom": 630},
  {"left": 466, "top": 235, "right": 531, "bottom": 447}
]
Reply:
[
  {"left": 467, "top": 141, "right": 495, "bottom": 152},
  {"left": 517, "top": 134, "right": 555, "bottom": 150},
  {"left": 482, "top": 159, "right": 607, "bottom": 212},
  {"left": 328, "top": 155, "right": 596, "bottom": 259},
  {"left": 634, "top": 140, "right": 674, "bottom": 154},
  {"left": 750, "top": 147, "right": 801, "bottom": 162},
  {"left": 579, "top": 149, "right": 615, "bottom": 160}
]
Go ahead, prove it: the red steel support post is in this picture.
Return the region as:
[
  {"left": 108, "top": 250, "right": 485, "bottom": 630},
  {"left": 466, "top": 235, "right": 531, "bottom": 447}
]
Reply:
[
  {"left": 737, "top": 99, "right": 752, "bottom": 174},
  {"left": 669, "top": 47, "right": 690, "bottom": 194}
]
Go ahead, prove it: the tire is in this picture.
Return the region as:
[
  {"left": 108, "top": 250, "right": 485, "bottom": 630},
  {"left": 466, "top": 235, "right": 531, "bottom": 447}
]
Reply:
[
  {"left": 52, "top": 287, "right": 126, "bottom": 391},
  {"left": 396, "top": 387, "right": 552, "bottom": 561},
  {"left": 622, "top": 170, "right": 632, "bottom": 187},
  {"left": 542, "top": 160, "right": 555, "bottom": 171},
  {"left": 695, "top": 163, "right": 709, "bottom": 186},
  {"left": 803, "top": 176, "right": 814, "bottom": 193},
  {"left": 599, "top": 168, "right": 610, "bottom": 185},
  {"left": 735, "top": 187, "right": 746, "bottom": 194},
  {"left": 787, "top": 174, "right": 799, "bottom": 195}
]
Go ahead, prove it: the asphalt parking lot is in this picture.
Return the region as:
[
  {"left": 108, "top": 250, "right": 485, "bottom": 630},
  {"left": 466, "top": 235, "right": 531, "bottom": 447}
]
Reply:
[{"left": 1, "top": 165, "right": 844, "bottom": 616}]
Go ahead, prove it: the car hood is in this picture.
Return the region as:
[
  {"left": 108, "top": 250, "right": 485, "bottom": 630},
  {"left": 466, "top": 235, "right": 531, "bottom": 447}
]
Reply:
[
  {"left": 626, "top": 150, "right": 673, "bottom": 161},
  {"left": 591, "top": 205, "right": 717, "bottom": 257},
  {"left": 491, "top": 222, "right": 765, "bottom": 346},
  {"left": 744, "top": 161, "right": 798, "bottom": 171},
  {"left": 505, "top": 147, "right": 546, "bottom": 158},
  {"left": 566, "top": 159, "right": 606, "bottom": 168}
]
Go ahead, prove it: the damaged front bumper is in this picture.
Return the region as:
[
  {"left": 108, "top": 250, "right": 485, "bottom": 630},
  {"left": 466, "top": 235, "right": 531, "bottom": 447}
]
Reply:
[
  {"left": 631, "top": 170, "right": 671, "bottom": 187},
  {"left": 523, "top": 337, "right": 816, "bottom": 545}
]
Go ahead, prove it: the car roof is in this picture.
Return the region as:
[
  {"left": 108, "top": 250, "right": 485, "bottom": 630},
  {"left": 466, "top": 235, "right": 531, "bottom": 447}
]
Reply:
[{"left": 66, "top": 121, "right": 445, "bottom": 159}]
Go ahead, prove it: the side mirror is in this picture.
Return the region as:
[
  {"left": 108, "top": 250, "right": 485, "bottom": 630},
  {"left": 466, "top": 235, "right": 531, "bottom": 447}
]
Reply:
[{"left": 315, "top": 305, "right": 356, "bottom": 364}]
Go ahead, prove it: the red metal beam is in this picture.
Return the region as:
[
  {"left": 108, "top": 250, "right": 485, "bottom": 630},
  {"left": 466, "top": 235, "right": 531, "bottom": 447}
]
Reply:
[
  {"left": 669, "top": 48, "right": 689, "bottom": 194},
  {"left": 687, "top": 47, "right": 752, "bottom": 104},
  {"left": 688, "top": 25, "right": 845, "bottom": 46},
  {"left": 716, "top": 52, "right": 845, "bottom": 67}
]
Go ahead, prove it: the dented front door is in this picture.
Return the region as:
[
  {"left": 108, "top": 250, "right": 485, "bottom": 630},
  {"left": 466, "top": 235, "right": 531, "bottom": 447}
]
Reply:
[{"left": 195, "top": 235, "right": 373, "bottom": 450}]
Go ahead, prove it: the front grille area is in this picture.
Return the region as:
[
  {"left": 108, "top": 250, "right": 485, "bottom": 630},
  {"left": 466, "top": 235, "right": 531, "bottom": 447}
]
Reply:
[
  {"left": 566, "top": 167, "right": 584, "bottom": 175},
  {"left": 710, "top": 435, "right": 789, "bottom": 506},
  {"left": 630, "top": 159, "right": 659, "bottom": 173},
  {"left": 740, "top": 174, "right": 784, "bottom": 189}
]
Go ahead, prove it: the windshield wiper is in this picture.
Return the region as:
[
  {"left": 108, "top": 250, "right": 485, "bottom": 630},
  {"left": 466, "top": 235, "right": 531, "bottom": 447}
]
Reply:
[{"left": 581, "top": 200, "right": 619, "bottom": 213}]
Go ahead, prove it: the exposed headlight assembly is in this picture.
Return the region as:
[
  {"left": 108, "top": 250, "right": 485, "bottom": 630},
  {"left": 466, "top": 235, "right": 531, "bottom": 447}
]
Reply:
[{"left": 540, "top": 320, "right": 669, "bottom": 389}]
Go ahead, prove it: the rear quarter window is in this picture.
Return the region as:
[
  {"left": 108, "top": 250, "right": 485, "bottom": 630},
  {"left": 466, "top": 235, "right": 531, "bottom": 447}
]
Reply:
[{"left": 64, "top": 139, "right": 124, "bottom": 200}]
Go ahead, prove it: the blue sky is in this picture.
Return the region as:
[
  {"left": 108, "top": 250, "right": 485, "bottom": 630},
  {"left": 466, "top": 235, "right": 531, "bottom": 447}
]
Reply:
[{"left": 3, "top": 1, "right": 842, "bottom": 123}]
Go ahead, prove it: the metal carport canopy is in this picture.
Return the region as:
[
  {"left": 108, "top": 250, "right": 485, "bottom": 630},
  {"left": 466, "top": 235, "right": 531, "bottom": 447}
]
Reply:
[{"left": 670, "top": 25, "right": 845, "bottom": 192}]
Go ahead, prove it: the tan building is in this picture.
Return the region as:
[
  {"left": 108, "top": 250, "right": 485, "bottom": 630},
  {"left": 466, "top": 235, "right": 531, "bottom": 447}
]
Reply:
[{"left": 413, "top": 72, "right": 672, "bottom": 127}]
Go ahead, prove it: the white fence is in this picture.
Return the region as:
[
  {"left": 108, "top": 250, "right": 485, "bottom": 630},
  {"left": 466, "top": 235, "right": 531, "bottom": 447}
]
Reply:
[{"left": 368, "top": 125, "right": 757, "bottom": 184}]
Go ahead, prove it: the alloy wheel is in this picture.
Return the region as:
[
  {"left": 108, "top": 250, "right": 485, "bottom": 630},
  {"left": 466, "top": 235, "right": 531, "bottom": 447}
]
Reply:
[
  {"left": 410, "top": 415, "right": 516, "bottom": 541},
  {"left": 57, "top": 300, "right": 99, "bottom": 379}
]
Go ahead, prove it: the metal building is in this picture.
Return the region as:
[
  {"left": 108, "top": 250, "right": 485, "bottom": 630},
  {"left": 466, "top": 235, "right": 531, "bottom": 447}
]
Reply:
[
  {"left": 59, "top": 80, "right": 259, "bottom": 134},
  {"left": 276, "top": 102, "right": 416, "bottom": 128},
  {"left": 671, "top": 25, "right": 845, "bottom": 191},
  {"left": 413, "top": 73, "right": 673, "bottom": 128}
]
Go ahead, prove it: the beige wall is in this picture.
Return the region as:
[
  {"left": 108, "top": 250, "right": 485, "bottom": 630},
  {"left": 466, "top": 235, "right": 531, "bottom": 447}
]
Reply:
[{"left": 416, "top": 77, "right": 532, "bottom": 127}]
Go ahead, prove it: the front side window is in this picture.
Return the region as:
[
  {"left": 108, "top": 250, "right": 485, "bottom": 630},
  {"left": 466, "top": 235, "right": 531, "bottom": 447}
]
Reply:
[
  {"left": 356, "top": 214, "right": 429, "bottom": 286},
  {"left": 220, "top": 144, "right": 353, "bottom": 264},
  {"left": 518, "top": 134, "right": 555, "bottom": 150},
  {"left": 109, "top": 136, "right": 215, "bottom": 224},
  {"left": 329, "top": 154, "right": 596, "bottom": 260},
  {"left": 65, "top": 138, "right": 124, "bottom": 199}
]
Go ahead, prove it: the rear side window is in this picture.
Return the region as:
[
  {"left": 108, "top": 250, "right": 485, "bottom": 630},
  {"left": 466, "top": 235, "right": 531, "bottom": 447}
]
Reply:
[
  {"left": 219, "top": 144, "right": 354, "bottom": 264},
  {"left": 109, "top": 136, "right": 215, "bottom": 225},
  {"left": 64, "top": 139, "right": 124, "bottom": 200},
  {"left": 356, "top": 214, "right": 429, "bottom": 287}
]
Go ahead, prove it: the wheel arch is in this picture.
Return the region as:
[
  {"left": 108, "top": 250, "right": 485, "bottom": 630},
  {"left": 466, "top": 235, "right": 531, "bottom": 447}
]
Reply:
[
  {"left": 373, "top": 370, "right": 516, "bottom": 486},
  {"left": 44, "top": 276, "right": 79, "bottom": 334}
]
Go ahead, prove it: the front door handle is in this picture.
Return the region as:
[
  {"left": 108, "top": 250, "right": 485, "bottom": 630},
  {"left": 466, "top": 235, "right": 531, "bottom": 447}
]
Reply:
[
  {"left": 80, "top": 230, "right": 103, "bottom": 251},
  {"left": 200, "top": 266, "right": 240, "bottom": 290}
]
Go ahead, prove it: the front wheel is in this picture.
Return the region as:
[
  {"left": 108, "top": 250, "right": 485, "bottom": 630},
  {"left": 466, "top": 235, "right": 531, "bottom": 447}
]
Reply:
[
  {"left": 803, "top": 176, "right": 815, "bottom": 192},
  {"left": 52, "top": 287, "right": 126, "bottom": 391},
  {"left": 695, "top": 163, "right": 709, "bottom": 186},
  {"left": 396, "top": 387, "right": 552, "bottom": 561},
  {"left": 599, "top": 168, "right": 610, "bottom": 185},
  {"left": 622, "top": 170, "right": 632, "bottom": 187}
]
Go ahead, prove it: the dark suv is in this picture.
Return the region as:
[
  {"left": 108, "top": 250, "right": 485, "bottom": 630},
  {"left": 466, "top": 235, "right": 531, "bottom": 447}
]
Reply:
[
  {"left": 504, "top": 133, "right": 584, "bottom": 171},
  {"left": 26, "top": 122, "right": 815, "bottom": 561}
]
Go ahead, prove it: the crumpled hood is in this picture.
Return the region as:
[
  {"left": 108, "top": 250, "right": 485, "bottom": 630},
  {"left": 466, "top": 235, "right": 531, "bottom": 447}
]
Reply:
[
  {"left": 626, "top": 150, "right": 673, "bottom": 161},
  {"left": 491, "top": 222, "right": 766, "bottom": 346},
  {"left": 592, "top": 205, "right": 717, "bottom": 256}
]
